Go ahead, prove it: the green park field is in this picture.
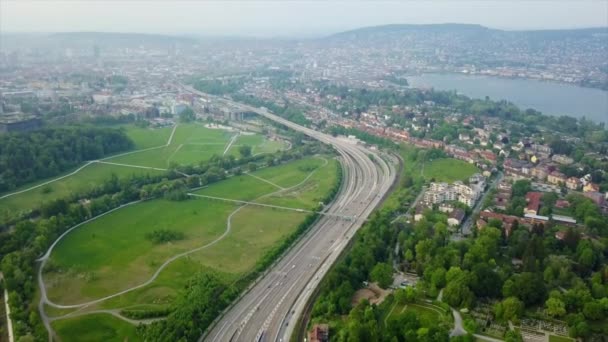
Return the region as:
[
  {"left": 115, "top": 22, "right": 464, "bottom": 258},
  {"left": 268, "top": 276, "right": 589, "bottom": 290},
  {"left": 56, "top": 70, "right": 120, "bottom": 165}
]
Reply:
[
  {"left": 386, "top": 301, "right": 448, "bottom": 327},
  {"left": 44, "top": 155, "right": 339, "bottom": 340},
  {"left": 0, "top": 162, "right": 164, "bottom": 215},
  {"left": 52, "top": 313, "right": 140, "bottom": 342},
  {"left": 422, "top": 158, "right": 479, "bottom": 183},
  {"left": 121, "top": 125, "right": 173, "bottom": 149},
  {"left": 0, "top": 123, "right": 286, "bottom": 218}
]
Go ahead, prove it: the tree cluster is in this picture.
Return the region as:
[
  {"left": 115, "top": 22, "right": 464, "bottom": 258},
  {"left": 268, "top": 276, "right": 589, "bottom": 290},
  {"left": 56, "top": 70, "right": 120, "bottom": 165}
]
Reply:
[{"left": 0, "top": 127, "right": 134, "bottom": 192}]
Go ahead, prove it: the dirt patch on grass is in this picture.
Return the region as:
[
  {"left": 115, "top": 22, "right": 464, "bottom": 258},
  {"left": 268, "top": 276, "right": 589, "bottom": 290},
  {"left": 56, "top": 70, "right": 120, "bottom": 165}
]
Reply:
[{"left": 352, "top": 283, "right": 391, "bottom": 306}]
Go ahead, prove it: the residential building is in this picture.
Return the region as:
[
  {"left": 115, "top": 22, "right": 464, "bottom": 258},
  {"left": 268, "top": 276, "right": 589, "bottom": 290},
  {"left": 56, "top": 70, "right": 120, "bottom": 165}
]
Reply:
[
  {"left": 448, "top": 208, "right": 465, "bottom": 227},
  {"left": 583, "top": 183, "right": 600, "bottom": 193},
  {"left": 423, "top": 176, "right": 485, "bottom": 207},
  {"left": 531, "top": 166, "right": 548, "bottom": 181},
  {"left": 547, "top": 171, "right": 566, "bottom": 185},
  {"left": 525, "top": 192, "right": 542, "bottom": 215},
  {"left": 566, "top": 177, "right": 581, "bottom": 190},
  {"left": 552, "top": 154, "right": 574, "bottom": 165}
]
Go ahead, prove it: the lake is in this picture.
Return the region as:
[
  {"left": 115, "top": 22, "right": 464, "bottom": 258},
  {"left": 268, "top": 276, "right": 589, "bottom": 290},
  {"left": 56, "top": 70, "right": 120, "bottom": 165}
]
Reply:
[{"left": 407, "top": 73, "right": 608, "bottom": 124}]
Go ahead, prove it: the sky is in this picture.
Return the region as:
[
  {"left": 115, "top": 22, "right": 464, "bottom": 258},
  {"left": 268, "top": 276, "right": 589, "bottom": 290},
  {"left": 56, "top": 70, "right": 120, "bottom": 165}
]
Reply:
[{"left": 1, "top": 1, "right": 607, "bottom": 37}]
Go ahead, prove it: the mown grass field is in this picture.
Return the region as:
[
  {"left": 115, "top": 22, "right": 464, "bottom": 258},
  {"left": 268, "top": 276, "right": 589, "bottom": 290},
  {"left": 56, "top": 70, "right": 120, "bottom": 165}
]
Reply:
[
  {"left": 423, "top": 158, "right": 479, "bottom": 182},
  {"left": 121, "top": 125, "right": 173, "bottom": 149},
  {"left": 45, "top": 198, "right": 237, "bottom": 304},
  {"left": 45, "top": 155, "right": 339, "bottom": 339},
  {"left": 0, "top": 163, "right": 164, "bottom": 214},
  {"left": 0, "top": 123, "right": 285, "bottom": 218},
  {"left": 52, "top": 313, "right": 141, "bottom": 342},
  {"left": 108, "top": 124, "right": 284, "bottom": 168},
  {"left": 385, "top": 302, "right": 447, "bottom": 332},
  {"left": 107, "top": 124, "right": 235, "bottom": 168}
]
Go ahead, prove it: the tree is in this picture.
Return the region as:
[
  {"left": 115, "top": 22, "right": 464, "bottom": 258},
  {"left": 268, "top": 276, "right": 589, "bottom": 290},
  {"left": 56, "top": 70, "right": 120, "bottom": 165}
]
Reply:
[
  {"left": 508, "top": 273, "right": 546, "bottom": 306},
  {"left": 512, "top": 180, "right": 532, "bottom": 197},
  {"left": 178, "top": 107, "right": 195, "bottom": 122},
  {"left": 471, "top": 263, "right": 502, "bottom": 298},
  {"left": 370, "top": 263, "right": 393, "bottom": 289},
  {"left": 545, "top": 298, "right": 566, "bottom": 318},
  {"left": 247, "top": 162, "right": 257, "bottom": 172},
  {"left": 494, "top": 297, "right": 524, "bottom": 321},
  {"left": 238, "top": 145, "right": 252, "bottom": 158},
  {"left": 443, "top": 281, "right": 474, "bottom": 308},
  {"left": 583, "top": 300, "right": 604, "bottom": 320}
]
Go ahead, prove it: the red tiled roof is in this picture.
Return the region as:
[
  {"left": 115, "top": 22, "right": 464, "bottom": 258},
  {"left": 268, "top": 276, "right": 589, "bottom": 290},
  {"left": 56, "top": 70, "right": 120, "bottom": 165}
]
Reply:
[{"left": 525, "top": 192, "right": 542, "bottom": 213}]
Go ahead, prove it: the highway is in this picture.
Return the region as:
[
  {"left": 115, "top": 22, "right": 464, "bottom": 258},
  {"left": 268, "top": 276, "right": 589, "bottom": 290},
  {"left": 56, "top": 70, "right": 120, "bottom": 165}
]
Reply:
[{"left": 182, "top": 86, "right": 398, "bottom": 342}]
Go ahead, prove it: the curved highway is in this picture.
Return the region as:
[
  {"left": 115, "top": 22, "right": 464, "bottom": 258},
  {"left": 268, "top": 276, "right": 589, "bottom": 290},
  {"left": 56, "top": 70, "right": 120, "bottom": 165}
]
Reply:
[{"left": 192, "top": 94, "right": 398, "bottom": 342}]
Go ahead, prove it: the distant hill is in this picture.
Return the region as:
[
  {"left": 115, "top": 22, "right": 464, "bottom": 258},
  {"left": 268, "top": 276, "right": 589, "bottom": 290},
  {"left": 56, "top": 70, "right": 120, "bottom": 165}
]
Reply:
[
  {"left": 329, "top": 23, "right": 494, "bottom": 38},
  {"left": 320, "top": 24, "right": 608, "bottom": 59},
  {"left": 327, "top": 23, "right": 608, "bottom": 40}
]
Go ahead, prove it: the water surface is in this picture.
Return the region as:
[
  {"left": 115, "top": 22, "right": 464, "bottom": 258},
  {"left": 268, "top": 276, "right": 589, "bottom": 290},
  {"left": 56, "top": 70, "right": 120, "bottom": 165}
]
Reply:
[{"left": 408, "top": 73, "right": 608, "bottom": 124}]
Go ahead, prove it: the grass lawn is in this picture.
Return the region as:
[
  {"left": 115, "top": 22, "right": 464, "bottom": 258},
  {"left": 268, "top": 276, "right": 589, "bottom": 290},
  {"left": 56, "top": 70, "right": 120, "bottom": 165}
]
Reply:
[
  {"left": 194, "top": 156, "right": 338, "bottom": 210},
  {"left": 423, "top": 158, "right": 479, "bottom": 182},
  {"left": 194, "top": 174, "right": 278, "bottom": 201},
  {"left": 52, "top": 313, "right": 141, "bottom": 342},
  {"left": 549, "top": 335, "right": 574, "bottom": 342},
  {"left": 43, "top": 156, "right": 338, "bottom": 306},
  {"left": 121, "top": 125, "right": 173, "bottom": 149},
  {"left": 106, "top": 124, "right": 266, "bottom": 168},
  {"left": 0, "top": 124, "right": 283, "bottom": 218},
  {"left": 385, "top": 302, "right": 446, "bottom": 327},
  {"left": 44, "top": 198, "right": 237, "bottom": 304},
  {"left": 253, "top": 157, "right": 328, "bottom": 188},
  {"left": 404, "top": 303, "right": 446, "bottom": 326},
  {"left": 253, "top": 139, "right": 286, "bottom": 155},
  {"left": 385, "top": 302, "right": 408, "bottom": 322},
  {"left": 259, "top": 158, "right": 339, "bottom": 210},
  {"left": 96, "top": 260, "right": 232, "bottom": 310},
  {"left": 0, "top": 163, "right": 165, "bottom": 215}
]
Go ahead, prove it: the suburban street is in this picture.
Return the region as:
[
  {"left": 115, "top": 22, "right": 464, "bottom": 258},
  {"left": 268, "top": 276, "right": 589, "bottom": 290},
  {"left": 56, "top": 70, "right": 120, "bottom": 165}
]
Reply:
[
  {"left": 183, "top": 90, "right": 398, "bottom": 342},
  {"left": 460, "top": 171, "right": 504, "bottom": 236}
]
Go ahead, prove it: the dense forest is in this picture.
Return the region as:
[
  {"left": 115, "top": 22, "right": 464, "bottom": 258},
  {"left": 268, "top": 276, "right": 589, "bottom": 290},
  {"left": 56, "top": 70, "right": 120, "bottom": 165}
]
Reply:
[{"left": 0, "top": 127, "right": 134, "bottom": 192}]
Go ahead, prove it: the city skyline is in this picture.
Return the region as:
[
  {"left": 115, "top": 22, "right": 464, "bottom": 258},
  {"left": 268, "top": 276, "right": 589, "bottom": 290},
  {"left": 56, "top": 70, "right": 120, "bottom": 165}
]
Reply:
[{"left": 1, "top": 1, "right": 608, "bottom": 37}]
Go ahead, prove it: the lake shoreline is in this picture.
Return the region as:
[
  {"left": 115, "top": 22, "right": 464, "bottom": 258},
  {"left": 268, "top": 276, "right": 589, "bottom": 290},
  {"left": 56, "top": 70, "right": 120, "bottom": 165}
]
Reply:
[{"left": 406, "top": 73, "right": 608, "bottom": 124}]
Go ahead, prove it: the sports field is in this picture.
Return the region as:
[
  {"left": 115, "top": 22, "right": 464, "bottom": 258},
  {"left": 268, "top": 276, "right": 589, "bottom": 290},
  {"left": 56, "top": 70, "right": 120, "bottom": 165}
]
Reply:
[
  {"left": 44, "top": 155, "right": 339, "bottom": 340},
  {"left": 422, "top": 158, "right": 479, "bottom": 182}
]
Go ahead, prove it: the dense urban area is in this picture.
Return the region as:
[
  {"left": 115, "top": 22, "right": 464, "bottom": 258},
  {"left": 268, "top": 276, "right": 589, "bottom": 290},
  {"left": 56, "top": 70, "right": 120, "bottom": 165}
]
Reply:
[{"left": 0, "top": 24, "right": 607, "bottom": 342}]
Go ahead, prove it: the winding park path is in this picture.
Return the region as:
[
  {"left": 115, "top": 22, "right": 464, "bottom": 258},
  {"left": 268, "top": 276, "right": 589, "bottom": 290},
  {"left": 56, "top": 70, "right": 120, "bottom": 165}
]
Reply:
[{"left": 37, "top": 156, "right": 328, "bottom": 336}]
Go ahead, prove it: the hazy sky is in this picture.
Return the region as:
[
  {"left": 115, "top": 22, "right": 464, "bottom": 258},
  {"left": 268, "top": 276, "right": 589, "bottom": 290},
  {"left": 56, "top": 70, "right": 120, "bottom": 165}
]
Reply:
[{"left": 2, "top": 1, "right": 607, "bottom": 36}]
